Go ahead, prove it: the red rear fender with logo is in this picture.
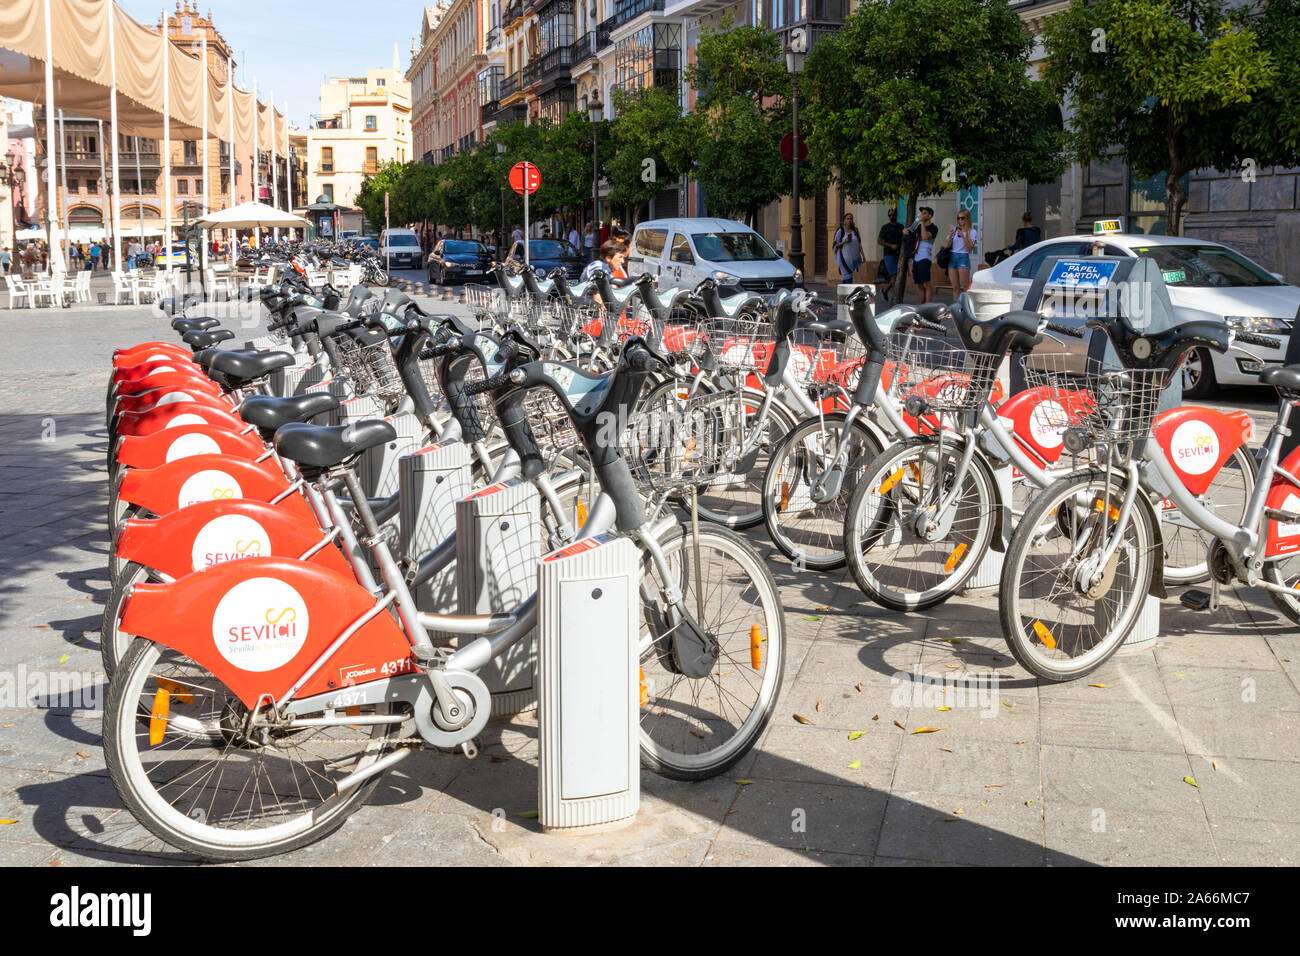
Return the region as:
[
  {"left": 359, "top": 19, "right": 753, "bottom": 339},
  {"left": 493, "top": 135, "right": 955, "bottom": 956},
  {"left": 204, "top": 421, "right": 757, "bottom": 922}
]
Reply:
[
  {"left": 1151, "top": 406, "right": 1252, "bottom": 497},
  {"left": 114, "top": 370, "right": 223, "bottom": 401},
  {"left": 113, "top": 343, "right": 191, "bottom": 366},
  {"left": 114, "top": 389, "right": 233, "bottom": 419},
  {"left": 112, "top": 358, "right": 201, "bottom": 386},
  {"left": 115, "top": 453, "right": 313, "bottom": 523},
  {"left": 116, "top": 499, "right": 346, "bottom": 579},
  {"left": 115, "top": 425, "right": 266, "bottom": 470},
  {"left": 900, "top": 375, "right": 1005, "bottom": 435},
  {"left": 996, "top": 386, "right": 1095, "bottom": 465},
  {"left": 114, "top": 402, "right": 247, "bottom": 437},
  {"left": 119, "top": 557, "right": 415, "bottom": 708}
]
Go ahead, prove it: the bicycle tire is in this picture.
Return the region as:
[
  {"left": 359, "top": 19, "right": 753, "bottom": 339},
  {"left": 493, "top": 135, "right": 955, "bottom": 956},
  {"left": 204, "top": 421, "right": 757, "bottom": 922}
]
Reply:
[
  {"left": 999, "top": 469, "right": 1157, "bottom": 682},
  {"left": 1159, "top": 444, "right": 1257, "bottom": 586},
  {"left": 844, "top": 436, "right": 998, "bottom": 612},
  {"left": 761, "top": 412, "right": 883, "bottom": 570},
  {"left": 638, "top": 523, "right": 785, "bottom": 780},
  {"left": 101, "top": 561, "right": 152, "bottom": 676},
  {"left": 104, "top": 638, "right": 399, "bottom": 861}
]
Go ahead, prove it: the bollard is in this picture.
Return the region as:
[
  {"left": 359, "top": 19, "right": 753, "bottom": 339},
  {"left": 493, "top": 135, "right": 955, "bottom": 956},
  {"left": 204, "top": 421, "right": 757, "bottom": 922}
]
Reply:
[{"left": 537, "top": 533, "right": 640, "bottom": 832}]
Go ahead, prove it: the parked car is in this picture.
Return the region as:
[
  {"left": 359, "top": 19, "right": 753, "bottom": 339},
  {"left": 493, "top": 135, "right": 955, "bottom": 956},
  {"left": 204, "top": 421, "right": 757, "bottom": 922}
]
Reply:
[
  {"left": 971, "top": 229, "right": 1300, "bottom": 398},
  {"left": 626, "top": 217, "right": 802, "bottom": 296},
  {"left": 378, "top": 228, "right": 423, "bottom": 270},
  {"left": 154, "top": 243, "right": 193, "bottom": 268},
  {"left": 505, "top": 239, "right": 585, "bottom": 280},
  {"left": 427, "top": 239, "right": 493, "bottom": 285}
]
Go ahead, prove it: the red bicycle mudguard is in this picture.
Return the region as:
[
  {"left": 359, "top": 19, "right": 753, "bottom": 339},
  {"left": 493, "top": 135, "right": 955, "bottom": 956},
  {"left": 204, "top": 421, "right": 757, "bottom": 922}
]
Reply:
[
  {"left": 114, "top": 401, "right": 248, "bottom": 437},
  {"left": 119, "top": 557, "right": 415, "bottom": 708},
  {"left": 114, "top": 389, "right": 234, "bottom": 419},
  {"left": 114, "top": 370, "right": 223, "bottom": 401},
  {"left": 115, "top": 425, "right": 267, "bottom": 471},
  {"left": 996, "top": 385, "right": 1096, "bottom": 467},
  {"left": 1263, "top": 445, "right": 1300, "bottom": 557},
  {"left": 115, "top": 499, "right": 350, "bottom": 580},
  {"left": 112, "top": 357, "right": 201, "bottom": 386},
  {"left": 115, "top": 453, "right": 315, "bottom": 524},
  {"left": 900, "top": 375, "right": 1005, "bottom": 435},
  {"left": 1151, "top": 406, "right": 1253, "bottom": 497},
  {"left": 113, "top": 343, "right": 191, "bottom": 366}
]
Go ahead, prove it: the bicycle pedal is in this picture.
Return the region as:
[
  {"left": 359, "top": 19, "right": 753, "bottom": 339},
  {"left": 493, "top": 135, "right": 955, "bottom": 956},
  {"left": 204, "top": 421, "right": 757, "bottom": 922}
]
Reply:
[{"left": 1180, "top": 588, "right": 1213, "bottom": 612}]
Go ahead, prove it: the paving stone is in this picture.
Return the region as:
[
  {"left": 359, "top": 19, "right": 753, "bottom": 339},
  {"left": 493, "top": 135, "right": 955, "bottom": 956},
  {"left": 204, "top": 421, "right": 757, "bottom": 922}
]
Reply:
[
  {"left": 1043, "top": 802, "right": 1217, "bottom": 866},
  {"left": 876, "top": 788, "right": 1046, "bottom": 866},
  {"left": 714, "top": 778, "right": 889, "bottom": 855}
]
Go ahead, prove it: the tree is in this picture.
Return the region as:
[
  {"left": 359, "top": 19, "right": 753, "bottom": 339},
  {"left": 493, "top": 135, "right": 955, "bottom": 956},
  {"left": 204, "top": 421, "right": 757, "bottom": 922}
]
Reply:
[
  {"left": 396, "top": 161, "right": 444, "bottom": 231},
  {"left": 604, "top": 86, "right": 696, "bottom": 220},
  {"left": 1041, "top": 0, "right": 1279, "bottom": 235},
  {"left": 688, "top": 19, "right": 792, "bottom": 225},
  {"left": 354, "top": 160, "right": 406, "bottom": 229},
  {"left": 805, "top": 0, "right": 1065, "bottom": 241}
]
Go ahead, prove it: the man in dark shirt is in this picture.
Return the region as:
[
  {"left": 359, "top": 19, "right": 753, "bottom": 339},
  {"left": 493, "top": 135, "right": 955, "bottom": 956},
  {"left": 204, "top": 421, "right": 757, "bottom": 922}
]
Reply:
[
  {"left": 1010, "top": 211, "right": 1042, "bottom": 253},
  {"left": 876, "top": 207, "right": 903, "bottom": 299}
]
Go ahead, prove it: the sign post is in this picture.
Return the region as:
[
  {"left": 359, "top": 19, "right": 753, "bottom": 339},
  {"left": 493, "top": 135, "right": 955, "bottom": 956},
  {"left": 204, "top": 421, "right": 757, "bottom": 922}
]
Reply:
[
  {"left": 384, "top": 191, "right": 390, "bottom": 275},
  {"left": 509, "top": 162, "right": 540, "bottom": 268}
]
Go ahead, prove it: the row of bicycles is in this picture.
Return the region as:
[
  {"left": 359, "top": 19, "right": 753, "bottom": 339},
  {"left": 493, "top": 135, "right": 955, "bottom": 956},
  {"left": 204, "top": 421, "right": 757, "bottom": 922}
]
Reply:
[
  {"left": 239, "top": 238, "right": 391, "bottom": 286},
  {"left": 99, "top": 257, "right": 1300, "bottom": 859}
]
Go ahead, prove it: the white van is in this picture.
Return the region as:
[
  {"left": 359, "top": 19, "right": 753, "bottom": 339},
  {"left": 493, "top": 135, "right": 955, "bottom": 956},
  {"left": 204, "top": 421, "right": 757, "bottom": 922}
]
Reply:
[
  {"left": 378, "top": 228, "right": 422, "bottom": 269},
  {"left": 626, "top": 217, "right": 801, "bottom": 295}
]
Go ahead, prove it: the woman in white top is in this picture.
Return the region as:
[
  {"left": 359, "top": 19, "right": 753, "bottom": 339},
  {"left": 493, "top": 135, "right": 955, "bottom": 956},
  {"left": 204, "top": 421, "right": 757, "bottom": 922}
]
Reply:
[
  {"left": 943, "top": 211, "right": 978, "bottom": 298},
  {"left": 832, "top": 213, "right": 863, "bottom": 283}
]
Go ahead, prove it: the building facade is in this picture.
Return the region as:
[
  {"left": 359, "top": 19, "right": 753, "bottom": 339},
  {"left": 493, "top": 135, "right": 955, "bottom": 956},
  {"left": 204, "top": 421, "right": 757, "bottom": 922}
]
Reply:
[{"left": 308, "top": 67, "right": 413, "bottom": 208}]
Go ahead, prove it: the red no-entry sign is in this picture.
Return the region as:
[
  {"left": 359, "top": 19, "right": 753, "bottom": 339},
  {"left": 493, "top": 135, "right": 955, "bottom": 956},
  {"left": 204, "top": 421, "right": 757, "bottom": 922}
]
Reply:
[{"left": 509, "top": 161, "right": 541, "bottom": 195}]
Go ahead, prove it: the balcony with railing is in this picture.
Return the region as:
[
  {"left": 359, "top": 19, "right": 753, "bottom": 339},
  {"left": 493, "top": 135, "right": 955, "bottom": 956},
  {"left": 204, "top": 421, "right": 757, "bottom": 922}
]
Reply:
[
  {"left": 504, "top": 1, "right": 523, "bottom": 24},
  {"left": 596, "top": 15, "right": 617, "bottom": 49},
  {"left": 571, "top": 31, "right": 597, "bottom": 65},
  {"left": 615, "top": 0, "right": 665, "bottom": 20},
  {"left": 493, "top": 101, "right": 529, "bottom": 126},
  {"left": 536, "top": 44, "right": 575, "bottom": 85},
  {"left": 458, "top": 132, "right": 476, "bottom": 153},
  {"left": 486, "top": 26, "right": 503, "bottom": 50},
  {"left": 500, "top": 71, "right": 520, "bottom": 100}
]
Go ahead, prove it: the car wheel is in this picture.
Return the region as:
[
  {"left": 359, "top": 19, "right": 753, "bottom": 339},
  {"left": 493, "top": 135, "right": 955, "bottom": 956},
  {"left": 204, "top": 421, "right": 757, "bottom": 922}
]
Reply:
[{"left": 1182, "top": 347, "right": 1218, "bottom": 400}]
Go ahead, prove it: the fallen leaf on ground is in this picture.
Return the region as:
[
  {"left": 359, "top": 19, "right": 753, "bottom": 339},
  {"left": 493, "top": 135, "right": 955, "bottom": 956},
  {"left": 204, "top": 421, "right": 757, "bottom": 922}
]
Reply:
[
  {"left": 872, "top": 714, "right": 880, "bottom": 721},
  {"left": 801, "top": 616, "right": 821, "bottom": 622},
  {"left": 936, "top": 637, "right": 963, "bottom": 644},
  {"left": 893, "top": 719, "right": 906, "bottom": 730},
  {"left": 515, "top": 809, "right": 539, "bottom": 819},
  {"left": 846, "top": 760, "right": 861, "bottom": 770},
  {"left": 76, "top": 750, "right": 90, "bottom": 759},
  {"left": 57, "top": 654, "right": 68, "bottom": 664},
  {"left": 1002, "top": 701, "right": 1013, "bottom": 708},
  {"left": 1212, "top": 760, "right": 1219, "bottom": 772},
  {"left": 1025, "top": 800, "right": 1033, "bottom": 807},
  {"left": 847, "top": 731, "right": 867, "bottom": 740},
  {"left": 1183, "top": 776, "right": 1199, "bottom": 788},
  {"left": 793, "top": 713, "right": 813, "bottom": 725},
  {"left": 939, "top": 747, "right": 953, "bottom": 752},
  {"left": 941, "top": 817, "right": 959, "bottom": 823},
  {"left": 816, "top": 605, "right": 831, "bottom": 611},
  {"left": 735, "top": 779, "right": 754, "bottom": 786},
  {"left": 937, "top": 706, "right": 951, "bottom": 711},
  {"left": 1015, "top": 739, "right": 1028, "bottom": 745},
  {"left": 911, "top": 726, "right": 944, "bottom": 734},
  {"left": 855, "top": 682, "right": 863, "bottom": 693},
  {"left": 1088, "top": 683, "right": 1108, "bottom": 688},
  {"left": 0, "top": 819, "right": 17, "bottom": 825},
  {"left": 33, "top": 625, "right": 50, "bottom": 629},
  {"left": 953, "top": 807, "right": 965, "bottom": 815},
  {"left": 815, "top": 699, "right": 823, "bottom": 712},
  {"left": 945, "top": 664, "right": 961, "bottom": 670},
  {"left": 985, "top": 783, "right": 1005, "bottom": 788}
]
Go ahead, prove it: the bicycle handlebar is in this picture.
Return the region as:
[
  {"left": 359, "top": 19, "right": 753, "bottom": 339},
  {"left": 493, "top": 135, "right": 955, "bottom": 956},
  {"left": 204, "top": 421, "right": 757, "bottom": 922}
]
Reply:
[
  {"left": 1045, "top": 321, "right": 1085, "bottom": 339},
  {"left": 465, "top": 370, "right": 515, "bottom": 396},
  {"left": 1234, "top": 330, "right": 1281, "bottom": 350}
]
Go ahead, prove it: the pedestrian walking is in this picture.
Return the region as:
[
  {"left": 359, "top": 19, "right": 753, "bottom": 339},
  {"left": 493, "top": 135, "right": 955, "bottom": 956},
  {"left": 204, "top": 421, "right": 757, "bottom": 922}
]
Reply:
[
  {"left": 583, "top": 223, "right": 595, "bottom": 260},
  {"left": 832, "top": 212, "right": 864, "bottom": 284},
  {"left": 568, "top": 223, "right": 580, "bottom": 251},
  {"left": 876, "top": 207, "right": 903, "bottom": 300},
  {"left": 905, "top": 207, "right": 938, "bottom": 305},
  {"left": 0, "top": 247, "right": 10, "bottom": 276},
  {"left": 510, "top": 223, "right": 523, "bottom": 245},
  {"left": 942, "top": 210, "right": 978, "bottom": 298},
  {"left": 90, "top": 242, "right": 100, "bottom": 271}
]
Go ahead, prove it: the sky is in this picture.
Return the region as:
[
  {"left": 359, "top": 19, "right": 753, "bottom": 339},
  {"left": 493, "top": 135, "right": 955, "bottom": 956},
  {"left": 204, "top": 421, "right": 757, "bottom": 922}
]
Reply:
[{"left": 119, "top": 0, "right": 423, "bottom": 128}]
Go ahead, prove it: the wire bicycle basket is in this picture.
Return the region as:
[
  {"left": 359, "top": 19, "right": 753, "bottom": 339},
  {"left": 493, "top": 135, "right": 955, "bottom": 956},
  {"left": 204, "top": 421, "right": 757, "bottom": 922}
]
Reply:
[
  {"left": 623, "top": 391, "right": 750, "bottom": 495},
  {"left": 1021, "top": 353, "right": 1163, "bottom": 447},
  {"left": 887, "top": 332, "right": 1002, "bottom": 412}
]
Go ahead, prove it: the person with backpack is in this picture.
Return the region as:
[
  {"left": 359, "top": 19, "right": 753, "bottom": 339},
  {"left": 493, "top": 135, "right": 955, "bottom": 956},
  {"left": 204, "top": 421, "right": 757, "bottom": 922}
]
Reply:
[{"left": 833, "top": 212, "right": 864, "bottom": 284}]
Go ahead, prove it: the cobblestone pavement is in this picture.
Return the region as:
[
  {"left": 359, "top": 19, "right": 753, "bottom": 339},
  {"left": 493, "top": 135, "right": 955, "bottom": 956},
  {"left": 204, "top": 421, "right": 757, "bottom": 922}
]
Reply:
[{"left": 0, "top": 291, "right": 1297, "bottom": 866}]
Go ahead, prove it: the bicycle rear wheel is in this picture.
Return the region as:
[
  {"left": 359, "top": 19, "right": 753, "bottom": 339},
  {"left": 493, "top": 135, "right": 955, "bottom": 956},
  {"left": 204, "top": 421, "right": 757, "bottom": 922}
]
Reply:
[
  {"left": 1159, "top": 444, "right": 1256, "bottom": 585},
  {"left": 104, "top": 639, "right": 403, "bottom": 861},
  {"left": 639, "top": 523, "right": 785, "bottom": 780},
  {"left": 844, "top": 436, "right": 997, "bottom": 611},
  {"left": 999, "top": 469, "right": 1157, "bottom": 681}
]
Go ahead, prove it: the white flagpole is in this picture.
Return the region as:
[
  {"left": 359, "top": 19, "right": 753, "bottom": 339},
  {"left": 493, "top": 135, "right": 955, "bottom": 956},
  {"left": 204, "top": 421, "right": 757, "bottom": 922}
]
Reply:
[
  {"left": 42, "top": 0, "right": 64, "bottom": 273},
  {"left": 96, "top": 119, "right": 108, "bottom": 266},
  {"left": 162, "top": 18, "right": 173, "bottom": 272},
  {"left": 252, "top": 75, "right": 259, "bottom": 246},
  {"left": 284, "top": 101, "right": 292, "bottom": 236},
  {"left": 202, "top": 33, "right": 209, "bottom": 217},
  {"left": 109, "top": 3, "right": 122, "bottom": 270},
  {"left": 58, "top": 109, "right": 69, "bottom": 263},
  {"left": 270, "top": 90, "right": 279, "bottom": 240}
]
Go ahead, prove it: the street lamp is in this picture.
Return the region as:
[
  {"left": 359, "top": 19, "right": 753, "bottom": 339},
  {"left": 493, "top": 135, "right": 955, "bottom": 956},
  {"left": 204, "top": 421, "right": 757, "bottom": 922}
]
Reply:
[
  {"left": 588, "top": 92, "right": 603, "bottom": 243},
  {"left": 785, "top": 38, "right": 805, "bottom": 276}
]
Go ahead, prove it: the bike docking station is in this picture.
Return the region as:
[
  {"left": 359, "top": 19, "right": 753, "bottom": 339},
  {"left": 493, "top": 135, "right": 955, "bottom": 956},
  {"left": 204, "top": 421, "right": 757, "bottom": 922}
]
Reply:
[
  {"left": 986, "top": 254, "right": 1184, "bottom": 651},
  {"left": 536, "top": 533, "right": 641, "bottom": 832}
]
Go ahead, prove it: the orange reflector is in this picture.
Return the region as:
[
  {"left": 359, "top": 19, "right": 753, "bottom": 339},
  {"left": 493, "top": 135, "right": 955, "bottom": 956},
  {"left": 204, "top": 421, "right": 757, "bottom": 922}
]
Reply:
[
  {"left": 149, "top": 688, "right": 170, "bottom": 746},
  {"left": 154, "top": 677, "right": 194, "bottom": 705},
  {"left": 576, "top": 500, "right": 588, "bottom": 528},
  {"left": 1032, "top": 621, "right": 1057, "bottom": 650},
  {"left": 944, "top": 542, "right": 968, "bottom": 573},
  {"left": 780, "top": 481, "right": 790, "bottom": 514},
  {"left": 879, "top": 468, "right": 905, "bottom": 494},
  {"left": 749, "top": 624, "right": 763, "bottom": 670},
  {"left": 1093, "top": 498, "right": 1120, "bottom": 520},
  {"left": 639, "top": 668, "right": 649, "bottom": 707},
  {"left": 346, "top": 706, "right": 361, "bottom": 717}
]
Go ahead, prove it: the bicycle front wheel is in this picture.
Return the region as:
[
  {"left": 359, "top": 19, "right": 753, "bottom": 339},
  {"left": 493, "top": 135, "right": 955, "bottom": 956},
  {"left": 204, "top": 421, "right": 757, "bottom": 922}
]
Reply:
[
  {"left": 639, "top": 523, "right": 785, "bottom": 781},
  {"left": 844, "top": 436, "right": 997, "bottom": 612},
  {"left": 762, "top": 413, "right": 882, "bottom": 570},
  {"left": 999, "top": 469, "right": 1157, "bottom": 682},
  {"left": 104, "top": 639, "right": 402, "bottom": 861}
]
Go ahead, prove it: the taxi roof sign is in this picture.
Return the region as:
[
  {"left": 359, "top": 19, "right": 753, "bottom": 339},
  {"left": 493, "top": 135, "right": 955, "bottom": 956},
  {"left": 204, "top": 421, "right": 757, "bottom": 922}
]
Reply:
[{"left": 1093, "top": 219, "right": 1123, "bottom": 235}]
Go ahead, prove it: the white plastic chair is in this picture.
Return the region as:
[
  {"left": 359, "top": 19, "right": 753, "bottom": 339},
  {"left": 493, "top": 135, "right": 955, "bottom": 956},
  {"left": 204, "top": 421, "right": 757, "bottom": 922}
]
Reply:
[
  {"left": 111, "top": 272, "right": 134, "bottom": 305},
  {"left": 5, "top": 275, "right": 33, "bottom": 309},
  {"left": 75, "top": 270, "right": 92, "bottom": 302}
]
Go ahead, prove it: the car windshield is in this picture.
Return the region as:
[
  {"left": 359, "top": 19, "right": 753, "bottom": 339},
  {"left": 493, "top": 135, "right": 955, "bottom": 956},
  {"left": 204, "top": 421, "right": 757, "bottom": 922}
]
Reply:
[
  {"left": 387, "top": 235, "right": 419, "bottom": 246},
  {"left": 443, "top": 241, "right": 484, "bottom": 255},
  {"left": 527, "top": 240, "right": 578, "bottom": 258},
  {"left": 690, "top": 231, "right": 779, "bottom": 262},
  {"left": 1134, "top": 244, "right": 1283, "bottom": 288}
]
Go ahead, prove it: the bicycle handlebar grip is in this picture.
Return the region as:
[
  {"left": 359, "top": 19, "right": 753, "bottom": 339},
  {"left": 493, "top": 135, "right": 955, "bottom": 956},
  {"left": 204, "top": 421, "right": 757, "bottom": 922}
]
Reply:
[
  {"left": 418, "top": 342, "right": 452, "bottom": 361},
  {"left": 624, "top": 344, "right": 660, "bottom": 373},
  {"left": 1235, "top": 331, "right": 1281, "bottom": 349},
  {"left": 915, "top": 318, "right": 947, "bottom": 333},
  {"left": 465, "top": 371, "right": 512, "bottom": 396},
  {"left": 1045, "top": 321, "right": 1085, "bottom": 339}
]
